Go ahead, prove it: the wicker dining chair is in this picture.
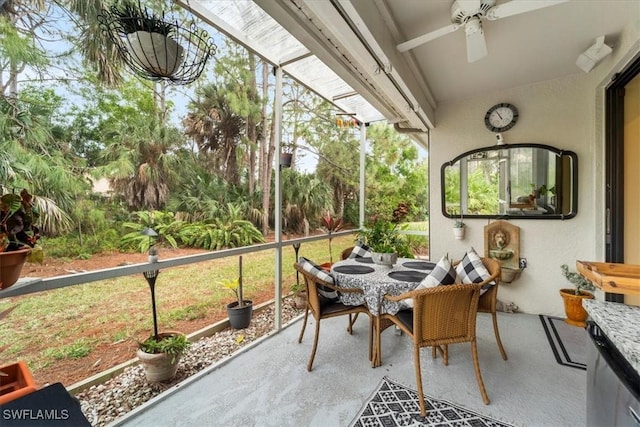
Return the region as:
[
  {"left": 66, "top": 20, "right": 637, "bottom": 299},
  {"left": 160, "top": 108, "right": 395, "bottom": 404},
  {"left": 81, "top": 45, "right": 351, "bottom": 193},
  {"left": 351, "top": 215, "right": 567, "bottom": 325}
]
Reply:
[
  {"left": 293, "top": 262, "right": 373, "bottom": 371},
  {"left": 381, "top": 283, "right": 489, "bottom": 416},
  {"left": 453, "top": 257, "right": 507, "bottom": 360},
  {"left": 340, "top": 246, "right": 354, "bottom": 260}
]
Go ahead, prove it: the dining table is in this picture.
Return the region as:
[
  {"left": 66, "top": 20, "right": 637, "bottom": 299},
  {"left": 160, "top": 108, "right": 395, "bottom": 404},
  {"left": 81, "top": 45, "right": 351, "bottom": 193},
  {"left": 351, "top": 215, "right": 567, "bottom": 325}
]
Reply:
[
  {"left": 330, "top": 257, "right": 436, "bottom": 367},
  {"left": 331, "top": 257, "right": 436, "bottom": 316}
]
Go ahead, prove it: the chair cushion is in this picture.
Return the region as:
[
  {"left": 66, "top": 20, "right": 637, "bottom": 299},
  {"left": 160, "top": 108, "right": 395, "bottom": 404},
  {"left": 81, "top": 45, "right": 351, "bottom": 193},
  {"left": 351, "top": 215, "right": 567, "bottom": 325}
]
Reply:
[
  {"left": 455, "top": 247, "right": 495, "bottom": 295},
  {"left": 395, "top": 309, "right": 414, "bottom": 333},
  {"left": 402, "top": 255, "right": 456, "bottom": 308},
  {"left": 320, "top": 301, "right": 362, "bottom": 316},
  {"left": 348, "top": 241, "right": 372, "bottom": 258},
  {"left": 298, "top": 256, "right": 339, "bottom": 302}
]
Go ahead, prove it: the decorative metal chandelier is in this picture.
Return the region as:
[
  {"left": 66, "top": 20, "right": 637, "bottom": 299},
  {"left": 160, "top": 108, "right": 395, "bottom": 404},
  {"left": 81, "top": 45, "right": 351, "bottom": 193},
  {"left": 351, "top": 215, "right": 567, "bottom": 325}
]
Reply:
[{"left": 98, "top": 0, "right": 216, "bottom": 85}]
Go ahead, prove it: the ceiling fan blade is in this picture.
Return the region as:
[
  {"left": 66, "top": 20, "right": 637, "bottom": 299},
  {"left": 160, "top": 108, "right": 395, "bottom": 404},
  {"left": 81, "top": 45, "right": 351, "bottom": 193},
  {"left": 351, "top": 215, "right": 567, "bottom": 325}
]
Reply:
[
  {"left": 487, "top": 0, "right": 569, "bottom": 20},
  {"left": 465, "top": 19, "right": 487, "bottom": 63},
  {"left": 397, "top": 24, "right": 460, "bottom": 52}
]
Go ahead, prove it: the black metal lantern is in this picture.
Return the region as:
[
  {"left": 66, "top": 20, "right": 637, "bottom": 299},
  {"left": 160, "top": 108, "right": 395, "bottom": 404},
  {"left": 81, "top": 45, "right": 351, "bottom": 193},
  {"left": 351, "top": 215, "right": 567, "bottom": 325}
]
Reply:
[{"left": 98, "top": 0, "right": 216, "bottom": 85}]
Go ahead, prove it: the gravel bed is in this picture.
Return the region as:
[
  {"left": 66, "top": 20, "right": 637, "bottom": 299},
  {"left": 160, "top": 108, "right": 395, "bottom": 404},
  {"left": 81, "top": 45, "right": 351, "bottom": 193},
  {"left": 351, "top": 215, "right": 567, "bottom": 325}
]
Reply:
[{"left": 77, "top": 300, "right": 304, "bottom": 426}]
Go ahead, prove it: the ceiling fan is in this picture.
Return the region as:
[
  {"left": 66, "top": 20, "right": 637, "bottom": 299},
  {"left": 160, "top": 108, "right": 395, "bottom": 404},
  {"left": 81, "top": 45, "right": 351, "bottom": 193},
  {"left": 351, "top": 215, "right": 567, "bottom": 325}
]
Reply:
[{"left": 397, "top": 0, "right": 569, "bottom": 63}]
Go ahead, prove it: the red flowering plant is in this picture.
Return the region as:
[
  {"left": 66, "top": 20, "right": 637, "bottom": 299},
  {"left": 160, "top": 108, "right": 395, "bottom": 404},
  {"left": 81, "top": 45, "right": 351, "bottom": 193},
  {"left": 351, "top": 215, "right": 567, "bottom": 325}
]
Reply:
[{"left": 320, "top": 211, "right": 345, "bottom": 264}]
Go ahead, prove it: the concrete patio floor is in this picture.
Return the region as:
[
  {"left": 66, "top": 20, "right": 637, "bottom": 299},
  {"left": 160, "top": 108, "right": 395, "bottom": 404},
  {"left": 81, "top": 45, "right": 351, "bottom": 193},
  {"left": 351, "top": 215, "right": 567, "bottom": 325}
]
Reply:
[{"left": 112, "top": 311, "right": 587, "bottom": 426}]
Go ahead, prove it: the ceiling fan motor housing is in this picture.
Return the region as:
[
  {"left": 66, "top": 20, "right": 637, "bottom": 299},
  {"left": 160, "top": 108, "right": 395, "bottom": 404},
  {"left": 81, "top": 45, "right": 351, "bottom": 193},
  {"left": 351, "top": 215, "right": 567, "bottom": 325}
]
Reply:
[{"left": 450, "top": 0, "right": 496, "bottom": 25}]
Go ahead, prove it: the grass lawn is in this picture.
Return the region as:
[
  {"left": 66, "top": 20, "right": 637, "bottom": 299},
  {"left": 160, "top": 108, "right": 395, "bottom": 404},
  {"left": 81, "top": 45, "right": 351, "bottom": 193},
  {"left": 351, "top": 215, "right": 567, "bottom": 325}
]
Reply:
[{"left": 0, "top": 235, "right": 359, "bottom": 383}]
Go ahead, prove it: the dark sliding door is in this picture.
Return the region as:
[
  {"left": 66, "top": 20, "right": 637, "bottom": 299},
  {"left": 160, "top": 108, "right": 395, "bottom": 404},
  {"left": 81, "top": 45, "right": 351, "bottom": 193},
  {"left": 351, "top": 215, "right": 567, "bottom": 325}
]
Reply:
[{"left": 605, "top": 55, "right": 640, "bottom": 304}]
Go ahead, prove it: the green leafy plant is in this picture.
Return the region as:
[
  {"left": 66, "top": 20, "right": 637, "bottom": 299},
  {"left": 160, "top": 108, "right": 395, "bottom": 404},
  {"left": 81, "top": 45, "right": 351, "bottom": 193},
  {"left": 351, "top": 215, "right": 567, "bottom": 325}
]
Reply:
[
  {"left": 179, "top": 219, "right": 264, "bottom": 250},
  {"left": 138, "top": 334, "right": 189, "bottom": 363},
  {"left": 220, "top": 277, "right": 242, "bottom": 304},
  {"left": 561, "top": 264, "right": 596, "bottom": 295},
  {"left": 120, "top": 211, "right": 180, "bottom": 252},
  {"left": 357, "top": 203, "right": 413, "bottom": 257},
  {"left": 108, "top": 0, "right": 173, "bottom": 35},
  {"left": 357, "top": 219, "right": 412, "bottom": 258}
]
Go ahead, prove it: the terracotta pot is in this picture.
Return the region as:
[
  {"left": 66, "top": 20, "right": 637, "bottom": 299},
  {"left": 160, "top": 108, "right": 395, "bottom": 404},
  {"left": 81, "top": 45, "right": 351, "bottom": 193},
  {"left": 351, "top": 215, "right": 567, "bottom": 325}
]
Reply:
[
  {"left": 0, "top": 247, "right": 31, "bottom": 289},
  {"left": 559, "top": 288, "right": 594, "bottom": 327},
  {"left": 137, "top": 331, "right": 185, "bottom": 382},
  {"left": 0, "top": 360, "right": 37, "bottom": 405}
]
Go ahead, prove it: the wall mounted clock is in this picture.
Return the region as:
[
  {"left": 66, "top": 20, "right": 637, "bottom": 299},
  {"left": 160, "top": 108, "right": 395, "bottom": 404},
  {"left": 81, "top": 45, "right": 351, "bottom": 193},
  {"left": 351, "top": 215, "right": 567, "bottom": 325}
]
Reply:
[{"left": 485, "top": 103, "right": 518, "bottom": 132}]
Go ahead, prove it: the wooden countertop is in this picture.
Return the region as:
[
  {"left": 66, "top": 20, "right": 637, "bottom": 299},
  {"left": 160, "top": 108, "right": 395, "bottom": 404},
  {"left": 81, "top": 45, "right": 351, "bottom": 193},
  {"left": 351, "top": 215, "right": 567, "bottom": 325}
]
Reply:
[{"left": 576, "top": 260, "right": 640, "bottom": 295}]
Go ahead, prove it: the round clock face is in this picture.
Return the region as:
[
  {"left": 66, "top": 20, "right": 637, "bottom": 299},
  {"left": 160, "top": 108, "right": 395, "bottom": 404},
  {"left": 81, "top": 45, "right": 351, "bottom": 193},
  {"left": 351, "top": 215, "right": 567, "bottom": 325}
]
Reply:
[{"left": 484, "top": 103, "right": 518, "bottom": 132}]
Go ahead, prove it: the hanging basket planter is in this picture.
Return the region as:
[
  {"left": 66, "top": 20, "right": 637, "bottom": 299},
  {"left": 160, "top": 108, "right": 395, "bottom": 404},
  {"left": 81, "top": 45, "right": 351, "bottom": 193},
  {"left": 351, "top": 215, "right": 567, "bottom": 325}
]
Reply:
[
  {"left": 98, "top": 0, "right": 216, "bottom": 85},
  {"left": 125, "top": 31, "right": 184, "bottom": 77}
]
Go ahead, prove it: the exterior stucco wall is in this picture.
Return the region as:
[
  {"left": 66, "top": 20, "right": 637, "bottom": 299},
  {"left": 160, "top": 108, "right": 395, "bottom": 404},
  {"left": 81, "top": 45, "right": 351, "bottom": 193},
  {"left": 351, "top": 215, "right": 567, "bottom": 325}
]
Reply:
[{"left": 428, "top": 18, "right": 640, "bottom": 316}]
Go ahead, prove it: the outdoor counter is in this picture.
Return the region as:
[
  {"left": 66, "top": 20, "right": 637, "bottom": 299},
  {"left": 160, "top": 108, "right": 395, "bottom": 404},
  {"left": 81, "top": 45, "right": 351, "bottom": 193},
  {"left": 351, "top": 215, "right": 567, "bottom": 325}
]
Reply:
[{"left": 583, "top": 299, "right": 640, "bottom": 377}]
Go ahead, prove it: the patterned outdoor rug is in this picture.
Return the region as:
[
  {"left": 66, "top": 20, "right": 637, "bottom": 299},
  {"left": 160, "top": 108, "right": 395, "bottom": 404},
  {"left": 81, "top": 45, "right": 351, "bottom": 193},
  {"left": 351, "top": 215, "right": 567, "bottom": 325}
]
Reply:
[
  {"left": 539, "top": 314, "right": 587, "bottom": 370},
  {"left": 349, "top": 377, "right": 515, "bottom": 427}
]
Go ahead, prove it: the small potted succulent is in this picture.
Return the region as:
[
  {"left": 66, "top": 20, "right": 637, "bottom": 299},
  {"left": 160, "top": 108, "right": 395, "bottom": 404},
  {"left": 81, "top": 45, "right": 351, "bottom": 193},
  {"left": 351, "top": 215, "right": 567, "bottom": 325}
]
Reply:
[
  {"left": 0, "top": 189, "right": 41, "bottom": 289},
  {"left": 453, "top": 214, "right": 465, "bottom": 240},
  {"left": 559, "top": 264, "right": 596, "bottom": 327}
]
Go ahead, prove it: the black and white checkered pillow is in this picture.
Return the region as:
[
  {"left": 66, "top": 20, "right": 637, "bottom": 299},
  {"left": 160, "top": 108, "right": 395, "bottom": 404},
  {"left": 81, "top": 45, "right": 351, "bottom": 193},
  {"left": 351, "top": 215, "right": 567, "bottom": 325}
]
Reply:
[
  {"left": 298, "top": 256, "right": 339, "bottom": 302},
  {"left": 455, "top": 247, "right": 495, "bottom": 295},
  {"left": 348, "top": 241, "right": 372, "bottom": 258},
  {"left": 402, "top": 255, "right": 457, "bottom": 308}
]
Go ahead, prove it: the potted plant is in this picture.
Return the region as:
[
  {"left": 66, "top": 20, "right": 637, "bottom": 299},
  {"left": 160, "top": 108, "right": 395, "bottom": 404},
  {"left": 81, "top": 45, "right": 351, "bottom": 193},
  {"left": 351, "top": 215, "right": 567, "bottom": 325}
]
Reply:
[
  {"left": 106, "top": 0, "right": 184, "bottom": 76},
  {"left": 356, "top": 216, "right": 412, "bottom": 266},
  {"left": 290, "top": 280, "right": 307, "bottom": 310},
  {"left": 453, "top": 216, "right": 465, "bottom": 240},
  {"left": 221, "top": 256, "right": 253, "bottom": 329},
  {"left": 136, "top": 332, "right": 189, "bottom": 383},
  {"left": 559, "top": 264, "right": 596, "bottom": 327},
  {"left": 136, "top": 266, "right": 189, "bottom": 382},
  {"left": 0, "top": 189, "right": 41, "bottom": 289}
]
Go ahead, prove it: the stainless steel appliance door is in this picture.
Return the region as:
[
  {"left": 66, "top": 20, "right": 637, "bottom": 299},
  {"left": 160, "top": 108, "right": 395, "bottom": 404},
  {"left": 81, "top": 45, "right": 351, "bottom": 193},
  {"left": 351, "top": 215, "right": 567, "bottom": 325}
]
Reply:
[{"left": 587, "top": 323, "right": 640, "bottom": 427}]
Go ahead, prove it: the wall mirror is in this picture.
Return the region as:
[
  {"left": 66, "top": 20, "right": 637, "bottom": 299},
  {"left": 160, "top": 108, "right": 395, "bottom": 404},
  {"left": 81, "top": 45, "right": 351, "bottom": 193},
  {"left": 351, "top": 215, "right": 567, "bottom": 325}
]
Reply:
[{"left": 441, "top": 144, "right": 578, "bottom": 219}]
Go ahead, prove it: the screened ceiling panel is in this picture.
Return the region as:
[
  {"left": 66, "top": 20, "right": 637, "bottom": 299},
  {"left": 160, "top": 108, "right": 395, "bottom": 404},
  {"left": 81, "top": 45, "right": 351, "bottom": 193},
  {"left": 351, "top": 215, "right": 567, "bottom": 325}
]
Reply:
[{"left": 183, "top": 0, "right": 388, "bottom": 124}]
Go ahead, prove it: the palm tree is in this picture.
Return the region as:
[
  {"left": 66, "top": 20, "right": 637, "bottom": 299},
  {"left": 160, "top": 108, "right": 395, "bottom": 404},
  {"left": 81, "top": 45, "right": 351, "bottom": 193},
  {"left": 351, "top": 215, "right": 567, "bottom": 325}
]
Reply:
[
  {"left": 281, "top": 170, "right": 332, "bottom": 235},
  {"left": 95, "top": 78, "right": 182, "bottom": 211},
  {"left": 183, "top": 83, "right": 246, "bottom": 187}
]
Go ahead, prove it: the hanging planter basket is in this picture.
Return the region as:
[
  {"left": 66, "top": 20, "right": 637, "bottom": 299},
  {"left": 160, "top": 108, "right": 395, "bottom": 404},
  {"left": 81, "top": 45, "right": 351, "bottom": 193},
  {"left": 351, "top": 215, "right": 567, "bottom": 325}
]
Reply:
[
  {"left": 125, "top": 31, "right": 184, "bottom": 77},
  {"left": 98, "top": 1, "right": 216, "bottom": 85}
]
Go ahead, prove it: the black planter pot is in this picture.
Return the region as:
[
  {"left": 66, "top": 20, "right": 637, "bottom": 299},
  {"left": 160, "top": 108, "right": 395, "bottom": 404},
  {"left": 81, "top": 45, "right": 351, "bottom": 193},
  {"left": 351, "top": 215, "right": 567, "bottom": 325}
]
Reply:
[{"left": 227, "top": 300, "right": 253, "bottom": 329}]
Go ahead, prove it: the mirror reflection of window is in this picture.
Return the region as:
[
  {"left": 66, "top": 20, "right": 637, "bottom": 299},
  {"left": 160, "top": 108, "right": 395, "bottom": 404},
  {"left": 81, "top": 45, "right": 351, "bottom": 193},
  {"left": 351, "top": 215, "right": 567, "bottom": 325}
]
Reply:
[{"left": 441, "top": 144, "right": 577, "bottom": 219}]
